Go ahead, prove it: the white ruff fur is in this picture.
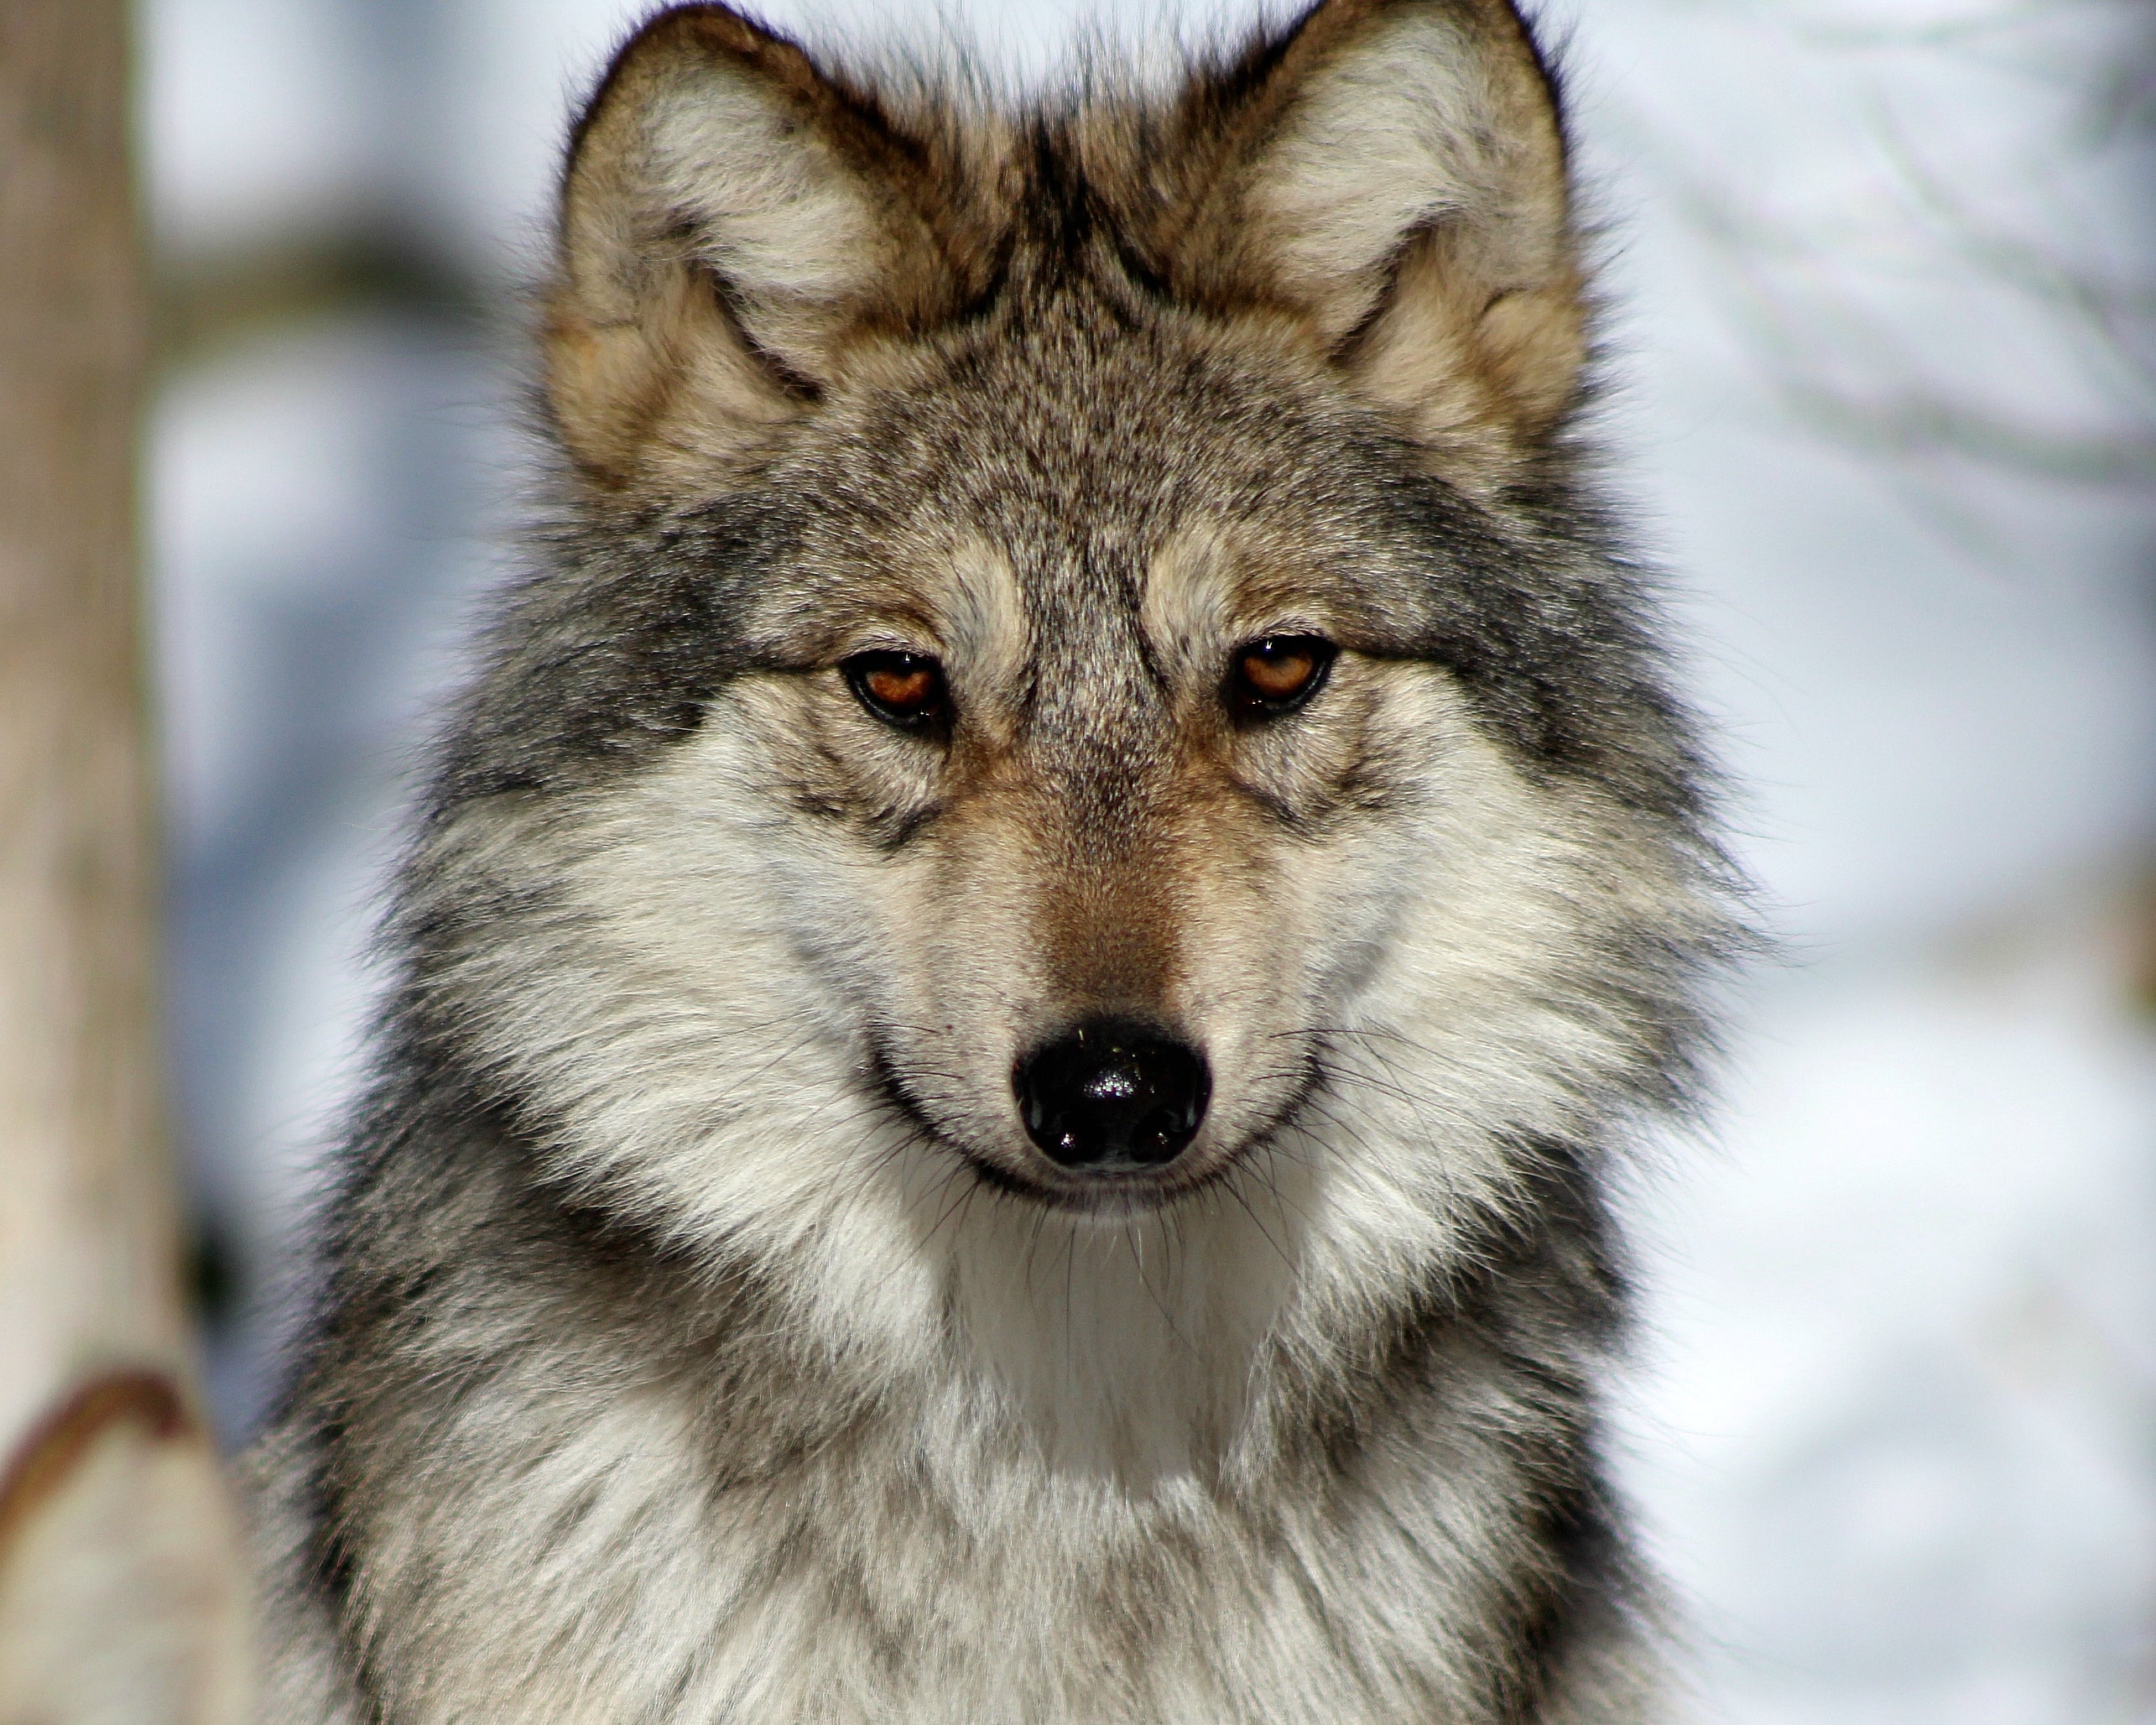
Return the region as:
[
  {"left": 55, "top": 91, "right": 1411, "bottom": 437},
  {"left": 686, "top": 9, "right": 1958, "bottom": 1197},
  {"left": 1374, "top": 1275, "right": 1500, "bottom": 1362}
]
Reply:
[{"left": 436, "top": 663, "right": 1664, "bottom": 1431}]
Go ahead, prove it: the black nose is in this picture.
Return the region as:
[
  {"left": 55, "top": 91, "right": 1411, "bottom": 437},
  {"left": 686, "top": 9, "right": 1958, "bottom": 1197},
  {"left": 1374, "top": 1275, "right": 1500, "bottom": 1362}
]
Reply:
[{"left": 1013, "top": 1019, "right": 1211, "bottom": 1173}]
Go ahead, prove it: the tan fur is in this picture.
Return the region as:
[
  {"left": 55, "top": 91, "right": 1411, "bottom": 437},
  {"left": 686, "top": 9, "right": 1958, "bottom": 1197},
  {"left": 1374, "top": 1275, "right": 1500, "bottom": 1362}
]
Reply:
[
  {"left": 1154, "top": 0, "right": 1585, "bottom": 470},
  {"left": 544, "top": 8, "right": 999, "bottom": 485}
]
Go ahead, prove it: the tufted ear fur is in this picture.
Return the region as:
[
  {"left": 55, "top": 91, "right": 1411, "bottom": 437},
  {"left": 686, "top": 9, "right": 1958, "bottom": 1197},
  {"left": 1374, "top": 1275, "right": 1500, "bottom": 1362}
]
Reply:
[
  {"left": 546, "top": 2, "right": 1581, "bottom": 487},
  {"left": 542, "top": 5, "right": 961, "bottom": 487},
  {"left": 1163, "top": 0, "right": 1585, "bottom": 464}
]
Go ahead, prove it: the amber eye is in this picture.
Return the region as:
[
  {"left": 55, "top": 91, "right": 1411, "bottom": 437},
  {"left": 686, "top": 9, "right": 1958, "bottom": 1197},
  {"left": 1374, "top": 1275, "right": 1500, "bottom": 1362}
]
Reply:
[
  {"left": 841, "top": 650, "right": 950, "bottom": 735},
  {"left": 1227, "top": 635, "right": 1336, "bottom": 721}
]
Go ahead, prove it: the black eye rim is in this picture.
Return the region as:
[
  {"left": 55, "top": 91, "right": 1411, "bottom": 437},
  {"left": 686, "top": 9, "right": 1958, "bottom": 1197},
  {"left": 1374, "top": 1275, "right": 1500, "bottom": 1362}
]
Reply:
[
  {"left": 840, "top": 649, "right": 951, "bottom": 736},
  {"left": 1226, "top": 634, "right": 1337, "bottom": 722}
]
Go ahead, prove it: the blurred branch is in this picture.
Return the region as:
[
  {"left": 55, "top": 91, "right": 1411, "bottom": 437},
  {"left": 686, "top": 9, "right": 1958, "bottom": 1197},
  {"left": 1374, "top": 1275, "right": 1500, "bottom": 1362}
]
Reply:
[
  {"left": 1867, "top": 102, "right": 2154, "bottom": 378},
  {"left": 1782, "top": 384, "right": 2156, "bottom": 484},
  {"left": 1788, "top": 0, "right": 2115, "bottom": 49},
  {"left": 1642, "top": 0, "right": 2154, "bottom": 503},
  {"left": 155, "top": 222, "right": 485, "bottom": 371}
]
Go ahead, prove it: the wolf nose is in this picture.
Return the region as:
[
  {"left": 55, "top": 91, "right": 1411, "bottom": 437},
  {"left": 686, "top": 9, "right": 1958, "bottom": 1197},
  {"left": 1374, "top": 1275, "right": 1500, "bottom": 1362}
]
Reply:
[{"left": 1013, "top": 1019, "right": 1211, "bottom": 1173}]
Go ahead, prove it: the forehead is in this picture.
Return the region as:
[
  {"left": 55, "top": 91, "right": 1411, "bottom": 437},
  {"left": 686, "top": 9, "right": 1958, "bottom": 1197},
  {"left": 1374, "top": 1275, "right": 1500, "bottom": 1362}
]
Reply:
[{"left": 753, "top": 295, "right": 1436, "bottom": 662}]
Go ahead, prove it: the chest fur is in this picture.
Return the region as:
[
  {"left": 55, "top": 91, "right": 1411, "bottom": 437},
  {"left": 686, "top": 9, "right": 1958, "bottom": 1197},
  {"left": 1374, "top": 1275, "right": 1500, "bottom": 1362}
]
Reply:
[{"left": 332, "top": 1368, "right": 1539, "bottom": 1725}]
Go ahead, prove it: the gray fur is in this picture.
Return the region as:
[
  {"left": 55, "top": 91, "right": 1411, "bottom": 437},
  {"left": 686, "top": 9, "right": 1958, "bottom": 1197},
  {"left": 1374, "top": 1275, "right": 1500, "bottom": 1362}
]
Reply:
[{"left": 247, "top": 3, "right": 1738, "bottom": 1720}]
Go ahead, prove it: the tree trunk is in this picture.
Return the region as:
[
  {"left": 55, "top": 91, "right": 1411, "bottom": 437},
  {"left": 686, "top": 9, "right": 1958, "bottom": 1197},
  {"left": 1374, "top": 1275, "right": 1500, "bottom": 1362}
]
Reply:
[{"left": 0, "top": 2, "right": 250, "bottom": 1717}]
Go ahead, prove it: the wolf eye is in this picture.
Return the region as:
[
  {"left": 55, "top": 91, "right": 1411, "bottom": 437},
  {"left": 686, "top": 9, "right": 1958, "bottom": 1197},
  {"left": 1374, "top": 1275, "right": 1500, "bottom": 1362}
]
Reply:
[
  {"left": 1227, "top": 636, "right": 1335, "bottom": 721},
  {"left": 841, "top": 650, "right": 950, "bottom": 735}
]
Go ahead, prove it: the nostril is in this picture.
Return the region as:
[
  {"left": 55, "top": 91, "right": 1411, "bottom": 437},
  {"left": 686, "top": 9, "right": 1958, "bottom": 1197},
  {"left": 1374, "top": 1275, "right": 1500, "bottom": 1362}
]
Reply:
[{"left": 1013, "top": 1018, "right": 1211, "bottom": 1173}]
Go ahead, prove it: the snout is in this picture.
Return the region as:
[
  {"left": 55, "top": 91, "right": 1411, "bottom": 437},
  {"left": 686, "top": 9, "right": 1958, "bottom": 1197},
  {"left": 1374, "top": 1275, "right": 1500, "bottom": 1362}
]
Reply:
[{"left": 1013, "top": 1017, "right": 1211, "bottom": 1175}]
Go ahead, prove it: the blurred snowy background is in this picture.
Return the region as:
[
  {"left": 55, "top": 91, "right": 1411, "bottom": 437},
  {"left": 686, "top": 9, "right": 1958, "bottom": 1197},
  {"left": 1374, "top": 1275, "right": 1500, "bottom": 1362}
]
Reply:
[{"left": 143, "top": 0, "right": 2156, "bottom": 1719}]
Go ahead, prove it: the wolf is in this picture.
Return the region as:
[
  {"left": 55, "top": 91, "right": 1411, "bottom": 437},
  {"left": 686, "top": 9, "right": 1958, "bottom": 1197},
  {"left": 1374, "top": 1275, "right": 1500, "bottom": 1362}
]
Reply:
[{"left": 245, "top": 1, "right": 1736, "bottom": 1718}]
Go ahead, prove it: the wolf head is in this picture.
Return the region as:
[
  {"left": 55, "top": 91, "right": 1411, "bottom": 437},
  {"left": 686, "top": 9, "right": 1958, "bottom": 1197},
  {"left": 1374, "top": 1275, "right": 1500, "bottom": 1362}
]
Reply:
[{"left": 404, "top": 0, "right": 1728, "bottom": 1450}]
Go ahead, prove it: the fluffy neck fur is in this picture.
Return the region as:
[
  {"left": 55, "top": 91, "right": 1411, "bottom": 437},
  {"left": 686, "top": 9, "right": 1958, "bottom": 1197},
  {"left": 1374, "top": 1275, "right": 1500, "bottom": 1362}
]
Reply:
[{"left": 266, "top": 1041, "right": 1634, "bottom": 1723}]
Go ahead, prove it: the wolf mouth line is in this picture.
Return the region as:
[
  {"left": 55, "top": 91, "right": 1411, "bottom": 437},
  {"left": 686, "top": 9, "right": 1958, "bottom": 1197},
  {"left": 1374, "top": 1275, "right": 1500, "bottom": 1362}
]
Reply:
[{"left": 867, "top": 1024, "right": 1331, "bottom": 1215}]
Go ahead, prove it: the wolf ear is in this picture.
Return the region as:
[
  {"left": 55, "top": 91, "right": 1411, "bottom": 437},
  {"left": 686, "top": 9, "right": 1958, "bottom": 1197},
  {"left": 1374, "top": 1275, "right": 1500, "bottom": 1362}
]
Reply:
[
  {"left": 544, "top": 5, "right": 947, "bottom": 484},
  {"left": 1176, "top": 0, "right": 1583, "bottom": 457}
]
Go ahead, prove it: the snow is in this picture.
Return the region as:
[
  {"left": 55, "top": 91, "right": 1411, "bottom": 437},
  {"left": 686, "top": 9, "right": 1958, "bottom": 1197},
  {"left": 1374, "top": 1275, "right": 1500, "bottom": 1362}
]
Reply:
[
  {"left": 143, "top": 0, "right": 2156, "bottom": 1717},
  {"left": 1624, "top": 923, "right": 2156, "bottom": 1720}
]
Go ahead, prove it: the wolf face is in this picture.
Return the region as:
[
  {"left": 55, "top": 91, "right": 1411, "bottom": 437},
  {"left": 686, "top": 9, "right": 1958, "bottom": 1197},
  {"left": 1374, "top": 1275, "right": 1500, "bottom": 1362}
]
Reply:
[
  {"left": 254, "top": 4, "right": 1735, "bottom": 1718},
  {"left": 408, "top": 0, "right": 1726, "bottom": 1470},
  {"left": 450, "top": 4, "right": 1702, "bottom": 1147}
]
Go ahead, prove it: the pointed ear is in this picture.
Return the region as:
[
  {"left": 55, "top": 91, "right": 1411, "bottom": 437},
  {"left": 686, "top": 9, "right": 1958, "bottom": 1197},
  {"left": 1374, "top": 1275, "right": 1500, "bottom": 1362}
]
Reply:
[
  {"left": 543, "top": 5, "right": 952, "bottom": 485},
  {"left": 1177, "top": 0, "right": 1583, "bottom": 461}
]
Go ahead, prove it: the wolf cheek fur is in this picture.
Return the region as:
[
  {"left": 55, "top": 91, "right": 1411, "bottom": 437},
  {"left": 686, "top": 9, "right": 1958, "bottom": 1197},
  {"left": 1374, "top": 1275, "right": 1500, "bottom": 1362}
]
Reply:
[{"left": 247, "top": 1, "right": 1737, "bottom": 1720}]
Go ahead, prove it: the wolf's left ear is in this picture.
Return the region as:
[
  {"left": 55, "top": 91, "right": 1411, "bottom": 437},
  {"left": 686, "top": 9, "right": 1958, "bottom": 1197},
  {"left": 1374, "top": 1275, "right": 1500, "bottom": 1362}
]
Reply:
[
  {"left": 1169, "top": 0, "right": 1583, "bottom": 456},
  {"left": 542, "top": 6, "right": 962, "bottom": 486}
]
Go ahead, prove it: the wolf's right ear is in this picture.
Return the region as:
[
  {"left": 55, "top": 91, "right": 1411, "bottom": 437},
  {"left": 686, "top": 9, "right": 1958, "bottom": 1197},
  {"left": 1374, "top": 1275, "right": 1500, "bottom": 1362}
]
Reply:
[
  {"left": 544, "top": 6, "right": 950, "bottom": 486},
  {"left": 1156, "top": 0, "right": 1585, "bottom": 466}
]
